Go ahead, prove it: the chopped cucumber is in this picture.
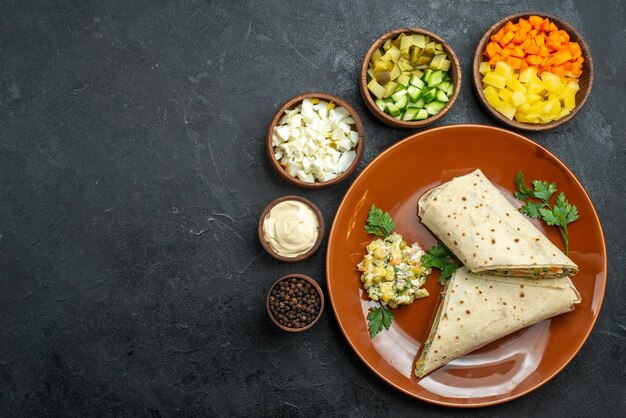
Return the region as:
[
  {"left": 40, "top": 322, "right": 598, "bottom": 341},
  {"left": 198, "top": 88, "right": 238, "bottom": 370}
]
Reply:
[
  {"left": 391, "top": 89, "right": 407, "bottom": 102},
  {"left": 403, "top": 108, "right": 418, "bottom": 121},
  {"left": 375, "top": 98, "right": 386, "bottom": 112},
  {"left": 442, "top": 72, "right": 450, "bottom": 82},
  {"left": 394, "top": 83, "right": 407, "bottom": 93},
  {"left": 414, "top": 109, "right": 429, "bottom": 120},
  {"left": 395, "top": 95, "right": 408, "bottom": 110},
  {"left": 435, "top": 89, "right": 449, "bottom": 102},
  {"left": 407, "top": 85, "right": 422, "bottom": 101},
  {"left": 386, "top": 103, "right": 401, "bottom": 117},
  {"left": 425, "top": 101, "right": 446, "bottom": 115},
  {"left": 422, "top": 88, "right": 437, "bottom": 104},
  {"left": 427, "top": 70, "right": 443, "bottom": 87},
  {"left": 409, "top": 75, "right": 425, "bottom": 89},
  {"left": 446, "top": 83, "right": 454, "bottom": 96},
  {"left": 423, "top": 69, "right": 433, "bottom": 84},
  {"left": 407, "top": 98, "right": 425, "bottom": 109},
  {"left": 437, "top": 81, "right": 450, "bottom": 92}
]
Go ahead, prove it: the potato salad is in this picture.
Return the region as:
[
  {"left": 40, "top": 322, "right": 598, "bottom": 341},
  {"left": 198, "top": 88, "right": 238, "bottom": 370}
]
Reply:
[{"left": 357, "top": 232, "right": 430, "bottom": 308}]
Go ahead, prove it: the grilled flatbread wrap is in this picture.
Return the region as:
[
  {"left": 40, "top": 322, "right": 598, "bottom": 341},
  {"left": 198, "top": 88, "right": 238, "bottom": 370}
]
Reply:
[
  {"left": 415, "top": 267, "right": 580, "bottom": 377},
  {"left": 418, "top": 169, "right": 578, "bottom": 278}
]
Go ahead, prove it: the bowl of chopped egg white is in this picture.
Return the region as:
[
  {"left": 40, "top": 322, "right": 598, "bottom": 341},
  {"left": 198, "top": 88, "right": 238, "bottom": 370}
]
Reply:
[{"left": 266, "top": 92, "right": 365, "bottom": 188}]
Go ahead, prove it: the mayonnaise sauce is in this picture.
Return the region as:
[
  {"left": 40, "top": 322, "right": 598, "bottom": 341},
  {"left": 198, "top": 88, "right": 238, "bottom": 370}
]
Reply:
[{"left": 263, "top": 200, "right": 319, "bottom": 257}]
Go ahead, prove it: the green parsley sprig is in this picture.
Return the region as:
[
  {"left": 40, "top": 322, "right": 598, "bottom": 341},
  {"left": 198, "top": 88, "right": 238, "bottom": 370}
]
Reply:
[
  {"left": 367, "top": 304, "right": 394, "bottom": 338},
  {"left": 364, "top": 204, "right": 395, "bottom": 238},
  {"left": 422, "top": 242, "right": 459, "bottom": 284},
  {"left": 364, "top": 205, "right": 397, "bottom": 338},
  {"left": 514, "top": 171, "right": 579, "bottom": 255}
]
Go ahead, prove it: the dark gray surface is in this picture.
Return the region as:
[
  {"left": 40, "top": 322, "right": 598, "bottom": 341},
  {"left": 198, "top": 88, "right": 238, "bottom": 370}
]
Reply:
[{"left": 1, "top": 0, "right": 624, "bottom": 416}]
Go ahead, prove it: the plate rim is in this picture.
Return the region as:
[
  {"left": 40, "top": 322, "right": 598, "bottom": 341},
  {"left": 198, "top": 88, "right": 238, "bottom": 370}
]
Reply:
[{"left": 325, "top": 123, "right": 607, "bottom": 408}]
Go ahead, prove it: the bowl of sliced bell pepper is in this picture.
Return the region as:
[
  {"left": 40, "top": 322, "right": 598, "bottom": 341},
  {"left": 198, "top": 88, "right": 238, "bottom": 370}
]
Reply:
[{"left": 473, "top": 13, "right": 593, "bottom": 131}]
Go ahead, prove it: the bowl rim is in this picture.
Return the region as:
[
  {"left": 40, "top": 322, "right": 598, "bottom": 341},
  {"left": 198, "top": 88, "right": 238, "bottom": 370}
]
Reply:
[
  {"left": 266, "top": 273, "right": 325, "bottom": 332},
  {"left": 359, "top": 27, "right": 462, "bottom": 129},
  {"left": 266, "top": 92, "right": 365, "bottom": 189},
  {"left": 472, "top": 12, "right": 594, "bottom": 132},
  {"left": 258, "top": 194, "right": 325, "bottom": 263}
]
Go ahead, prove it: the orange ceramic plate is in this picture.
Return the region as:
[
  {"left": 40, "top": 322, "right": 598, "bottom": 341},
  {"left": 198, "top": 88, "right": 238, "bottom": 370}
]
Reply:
[{"left": 326, "top": 125, "right": 606, "bottom": 407}]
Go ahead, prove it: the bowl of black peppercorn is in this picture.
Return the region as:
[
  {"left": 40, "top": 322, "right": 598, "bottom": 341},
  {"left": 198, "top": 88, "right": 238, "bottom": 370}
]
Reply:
[{"left": 266, "top": 274, "right": 324, "bottom": 332}]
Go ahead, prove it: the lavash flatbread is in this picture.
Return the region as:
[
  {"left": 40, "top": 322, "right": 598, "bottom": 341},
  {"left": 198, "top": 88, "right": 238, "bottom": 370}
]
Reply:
[
  {"left": 418, "top": 169, "right": 578, "bottom": 278},
  {"left": 415, "top": 267, "right": 580, "bottom": 377}
]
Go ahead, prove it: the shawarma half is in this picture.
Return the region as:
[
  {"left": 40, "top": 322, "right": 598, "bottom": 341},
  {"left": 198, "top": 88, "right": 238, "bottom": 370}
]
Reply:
[
  {"left": 415, "top": 267, "right": 581, "bottom": 377},
  {"left": 417, "top": 169, "right": 578, "bottom": 279}
]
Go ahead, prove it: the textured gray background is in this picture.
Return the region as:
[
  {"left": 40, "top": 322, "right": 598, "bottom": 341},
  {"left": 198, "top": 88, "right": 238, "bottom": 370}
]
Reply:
[{"left": 1, "top": 0, "right": 624, "bottom": 416}]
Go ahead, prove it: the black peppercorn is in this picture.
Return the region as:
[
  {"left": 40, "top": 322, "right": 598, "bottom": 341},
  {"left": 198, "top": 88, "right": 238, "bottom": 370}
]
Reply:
[{"left": 269, "top": 277, "right": 321, "bottom": 329}]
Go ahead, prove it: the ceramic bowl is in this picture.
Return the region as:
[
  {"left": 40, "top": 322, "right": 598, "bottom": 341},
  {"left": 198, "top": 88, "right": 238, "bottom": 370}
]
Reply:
[
  {"left": 266, "top": 274, "right": 325, "bottom": 332},
  {"left": 360, "top": 28, "right": 461, "bottom": 129},
  {"left": 258, "top": 195, "right": 324, "bottom": 262},
  {"left": 266, "top": 92, "right": 364, "bottom": 189},
  {"left": 473, "top": 13, "right": 593, "bottom": 131}
]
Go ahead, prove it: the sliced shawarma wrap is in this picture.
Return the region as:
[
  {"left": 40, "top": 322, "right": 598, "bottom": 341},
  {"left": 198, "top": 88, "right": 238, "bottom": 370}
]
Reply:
[
  {"left": 417, "top": 169, "right": 578, "bottom": 279},
  {"left": 415, "top": 267, "right": 581, "bottom": 377}
]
